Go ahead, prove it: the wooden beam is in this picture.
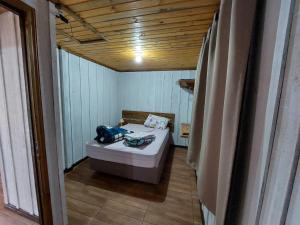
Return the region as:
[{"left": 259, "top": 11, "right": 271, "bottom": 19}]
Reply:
[
  {"left": 55, "top": 3, "right": 106, "bottom": 41},
  {"left": 56, "top": 28, "right": 80, "bottom": 44},
  {"left": 57, "top": 28, "right": 106, "bottom": 45}
]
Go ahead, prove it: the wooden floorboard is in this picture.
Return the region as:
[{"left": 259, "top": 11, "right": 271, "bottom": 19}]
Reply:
[
  {"left": 0, "top": 178, "right": 38, "bottom": 225},
  {"left": 65, "top": 146, "right": 201, "bottom": 225}
]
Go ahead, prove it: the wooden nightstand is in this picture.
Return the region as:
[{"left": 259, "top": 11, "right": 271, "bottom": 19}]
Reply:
[{"left": 180, "top": 123, "right": 190, "bottom": 138}]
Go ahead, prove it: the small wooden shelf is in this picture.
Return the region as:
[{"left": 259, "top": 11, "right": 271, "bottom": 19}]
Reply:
[
  {"left": 178, "top": 79, "right": 195, "bottom": 92},
  {"left": 180, "top": 123, "right": 190, "bottom": 138}
]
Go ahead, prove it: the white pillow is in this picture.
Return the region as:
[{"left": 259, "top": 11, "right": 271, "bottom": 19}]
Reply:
[
  {"left": 144, "top": 114, "right": 156, "bottom": 128},
  {"left": 144, "top": 114, "right": 169, "bottom": 129}
]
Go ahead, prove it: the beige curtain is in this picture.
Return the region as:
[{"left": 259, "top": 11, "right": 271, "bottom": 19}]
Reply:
[
  {"left": 196, "top": 13, "right": 220, "bottom": 213},
  {"left": 187, "top": 0, "right": 257, "bottom": 224},
  {"left": 187, "top": 28, "right": 210, "bottom": 169}
]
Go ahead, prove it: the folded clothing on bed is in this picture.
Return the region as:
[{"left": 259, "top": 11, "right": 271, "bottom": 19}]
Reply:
[
  {"left": 95, "top": 126, "right": 129, "bottom": 144},
  {"left": 124, "top": 132, "right": 155, "bottom": 147}
]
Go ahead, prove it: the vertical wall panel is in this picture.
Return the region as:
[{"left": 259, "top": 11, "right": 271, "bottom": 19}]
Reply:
[
  {"left": 0, "top": 38, "right": 18, "bottom": 208},
  {"left": 171, "top": 71, "right": 182, "bottom": 145},
  {"left": 96, "top": 66, "right": 103, "bottom": 125},
  {"left": 70, "top": 54, "right": 83, "bottom": 163},
  {"left": 15, "top": 14, "right": 38, "bottom": 215},
  {"left": 104, "top": 68, "right": 110, "bottom": 125},
  {"left": 56, "top": 48, "right": 65, "bottom": 177},
  {"left": 0, "top": 11, "right": 38, "bottom": 216},
  {"left": 80, "top": 58, "right": 90, "bottom": 157},
  {"left": 202, "top": 205, "right": 215, "bottom": 225},
  {"left": 61, "top": 51, "right": 73, "bottom": 169},
  {"left": 286, "top": 163, "right": 300, "bottom": 225},
  {"left": 89, "top": 62, "right": 98, "bottom": 140},
  {"left": 59, "top": 50, "right": 120, "bottom": 169}
]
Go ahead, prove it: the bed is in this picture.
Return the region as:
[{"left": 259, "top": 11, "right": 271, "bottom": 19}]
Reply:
[{"left": 86, "top": 110, "right": 175, "bottom": 184}]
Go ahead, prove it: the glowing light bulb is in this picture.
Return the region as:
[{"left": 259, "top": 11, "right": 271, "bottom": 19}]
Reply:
[
  {"left": 135, "top": 45, "right": 142, "bottom": 52},
  {"left": 135, "top": 54, "right": 142, "bottom": 63}
]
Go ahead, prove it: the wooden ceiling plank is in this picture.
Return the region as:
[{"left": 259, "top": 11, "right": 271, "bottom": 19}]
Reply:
[
  {"left": 60, "top": 42, "right": 199, "bottom": 58},
  {"left": 56, "top": 3, "right": 106, "bottom": 40},
  {"left": 77, "top": 0, "right": 218, "bottom": 19},
  {"left": 56, "top": 29, "right": 80, "bottom": 44},
  {"left": 77, "top": 0, "right": 188, "bottom": 17},
  {"left": 84, "top": 51, "right": 200, "bottom": 58},
  {"left": 59, "top": 34, "right": 204, "bottom": 46},
  {"left": 57, "top": 34, "right": 203, "bottom": 45},
  {"left": 60, "top": 17, "right": 212, "bottom": 37},
  {"left": 57, "top": 45, "right": 202, "bottom": 54},
  {"left": 71, "top": 28, "right": 206, "bottom": 42},
  {"left": 85, "top": 52, "right": 200, "bottom": 58},
  {"left": 57, "top": 44, "right": 203, "bottom": 54},
  {"left": 57, "top": 42, "right": 204, "bottom": 54},
  {"left": 86, "top": 5, "right": 218, "bottom": 26},
  {"left": 64, "top": 23, "right": 209, "bottom": 39},
  {"left": 57, "top": 33, "right": 205, "bottom": 46},
  {"left": 69, "top": 0, "right": 136, "bottom": 12},
  {"left": 56, "top": 6, "right": 216, "bottom": 28},
  {"left": 74, "top": 1, "right": 218, "bottom": 24},
  {"left": 75, "top": 41, "right": 202, "bottom": 51},
  {"left": 58, "top": 39, "right": 203, "bottom": 51},
  {"left": 58, "top": 13, "right": 213, "bottom": 34},
  {"left": 80, "top": 46, "right": 202, "bottom": 55}
]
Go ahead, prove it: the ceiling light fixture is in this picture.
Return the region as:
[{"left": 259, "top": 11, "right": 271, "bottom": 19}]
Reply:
[
  {"left": 135, "top": 54, "right": 143, "bottom": 63},
  {"left": 135, "top": 45, "right": 142, "bottom": 52},
  {"left": 134, "top": 44, "right": 143, "bottom": 63}
]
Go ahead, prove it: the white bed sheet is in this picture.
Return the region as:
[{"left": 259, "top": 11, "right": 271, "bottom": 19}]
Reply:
[{"left": 86, "top": 124, "right": 169, "bottom": 168}]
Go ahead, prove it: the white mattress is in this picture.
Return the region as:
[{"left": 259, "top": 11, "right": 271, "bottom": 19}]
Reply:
[{"left": 86, "top": 124, "right": 169, "bottom": 168}]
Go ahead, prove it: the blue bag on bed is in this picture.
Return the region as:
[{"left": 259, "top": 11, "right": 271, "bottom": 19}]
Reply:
[{"left": 94, "top": 126, "right": 128, "bottom": 144}]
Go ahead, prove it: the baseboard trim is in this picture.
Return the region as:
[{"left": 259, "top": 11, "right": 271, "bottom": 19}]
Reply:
[
  {"left": 171, "top": 144, "right": 188, "bottom": 149},
  {"left": 64, "top": 156, "right": 89, "bottom": 173},
  {"left": 5, "top": 203, "right": 39, "bottom": 223}
]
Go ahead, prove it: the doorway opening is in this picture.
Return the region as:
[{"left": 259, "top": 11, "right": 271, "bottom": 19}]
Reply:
[{"left": 0, "top": 1, "right": 53, "bottom": 225}]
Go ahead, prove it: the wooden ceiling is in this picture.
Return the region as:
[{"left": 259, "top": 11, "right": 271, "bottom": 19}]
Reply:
[
  {"left": 55, "top": 0, "right": 219, "bottom": 71},
  {"left": 0, "top": 6, "right": 8, "bottom": 14}
]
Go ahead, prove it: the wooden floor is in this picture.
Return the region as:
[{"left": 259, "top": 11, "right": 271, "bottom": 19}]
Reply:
[
  {"left": 65, "top": 147, "right": 202, "bottom": 225},
  {"left": 0, "top": 178, "right": 38, "bottom": 225}
]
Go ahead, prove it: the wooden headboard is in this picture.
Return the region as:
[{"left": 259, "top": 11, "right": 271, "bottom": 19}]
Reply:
[{"left": 122, "top": 110, "right": 175, "bottom": 132}]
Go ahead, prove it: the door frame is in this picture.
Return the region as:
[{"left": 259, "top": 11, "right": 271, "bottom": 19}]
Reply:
[{"left": 0, "top": 1, "right": 53, "bottom": 225}]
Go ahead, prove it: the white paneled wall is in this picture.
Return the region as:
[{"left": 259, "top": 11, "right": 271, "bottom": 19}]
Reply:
[
  {"left": 202, "top": 205, "right": 215, "bottom": 225},
  {"left": 118, "top": 71, "right": 195, "bottom": 146},
  {"left": 0, "top": 12, "right": 38, "bottom": 216},
  {"left": 59, "top": 50, "right": 119, "bottom": 169},
  {"left": 58, "top": 49, "right": 195, "bottom": 168}
]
